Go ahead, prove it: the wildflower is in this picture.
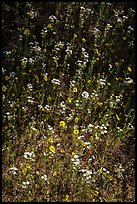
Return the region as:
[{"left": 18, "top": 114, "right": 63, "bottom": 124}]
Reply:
[
  {"left": 26, "top": 164, "right": 31, "bottom": 169},
  {"left": 41, "top": 174, "right": 48, "bottom": 180},
  {"left": 22, "top": 168, "right": 27, "bottom": 176},
  {"left": 2, "top": 85, "right": 7, "bottom": 92},
  {"left": 53, "top": 171, "right": 57, "bottom": 176},
  {"left": 82, "top": 38, "right": 86, "bottom": 42},
  {"left": 75, "top": 117, "right": 79, "bottom": 123},
  {"left": 115, "top": 62, "right": 119, "bottom": 66},
  {"left": 73, "top": 87, "right": 77, "bottom": 92},
  {"left": 5, "top": 76, "right": 9, "bottom": 80},
  {"left": 48, "top": 137, "right": 54, "bottom": 143},
  {"left": 65, "top": 195, "right": 69, "bottom": 201},
  {"left": 12, "top": 93, "right": 15, "bottom": 97},
  {"left": 51, "top": 78, "right": 60, "bottom": 85},
  {"left": 67, "top": 97, "right": 72, "bottom": 103},
  {"left": 49, "top": 145, "right": 55, "bottom": 153},
  {"left": 125, "top": 77, "right": 133, "bottom": 85},
  {"left": 94, "top": 190, "right": 99, "bottom": 196},
  {"left": 113, "top": 179, "right": 117, "bottom": 185},
  {"left": 109, "top": 175, "right": 113, "bottom": 181},
  {"left": 73, "top": 33, "right": 77, "bottom": 38},
  {"left": 59, "top": 121, "right": 66, "bottom": 127},
  {"left": 10, "top": 166, "right": 18, "bottom": 175},
  {"left": 24, "top": 28, "right": 30, "bottom": 35},
  {"left": 22, "top": 181, "right": 30, "bottom": 188},
  {"left": 87, "top": 80, "right": 91, "bottom": 83},
  {"left": 81, "top": 91, "right": 89, "bottom": 99},
  {"left": 47, "top": 24, "right": 52, "bottom": 29},
  {"left": 73, "top": 129, "right": 79, "bottom": 135},
  {"left": 97, "top": 102, "right": 103, "bottom": 106},
  {"left": 24, "top": 151, "right": 35, "bottom": 160}
]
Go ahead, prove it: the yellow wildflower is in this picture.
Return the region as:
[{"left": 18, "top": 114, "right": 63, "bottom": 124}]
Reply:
[
  {"left": 24, "top": 28, "right": 30, "bottom": 35},
  {"left": 73, "top": 33, "right": 77, "bottom": 38},
  {"left": 73, "top": 129, "right": 79, "bottom": 135},
  {"left": 113, "top": 179, "right": 117, "bottom": 185},
  {"left": 87, "top": 80, "right": 91, "bottom": 83},
  {"left": 94, "top": 190, "right": 99, "bottom": 196},
  {"left": 82, "top": 38, "right": 86, "bottom": 42},
  {"left": 67, "top": 97, "right": 72, "bottom": 103},
  {"left": 72, "top": 152, "right": 76, "bottom": 156},
  {"left": 5, "top": 76, "right": 9, "bottom": 80},
  {"left": 53, "top": 171, "right": 57, "bottom": 176},
  {"left": 22, "top": 168, "right": 27, "bottom": 176},
  {"left": 49, "top": 145, "right": 55, "bottom": 153},
  {"left": 41, "top": 107, "right": 45, "bottom": 112},
  {"left": 47, "top": 24, "right": 52, "bottom": 29},
  {"left": 73, "top": 87, "right": 77, "bottom": 93},
  {"left": 43, "top": 75, "right": 48, "bottom": 81},
  {"left": 2, "top": 85, "right": 7, "bottom": 92},
  {"left": 97, "top": 102, "right": 103, "bottom": 106},
  {"left": 109, "top": 175, "right": 113, "bottom": 181},
  {"left": 12, "top": 93, "right": 15, "bottom": 97},
  {"left": 115, "top": 62, "right": 119, "bottom": 66},
  {"left": 48, "top": 137, "right": 54, "bottom": 143},
  {"left": 128, "top": 66, "right": 132, "bottom": 72},
  {"left": 75, "top": 117, "right": 79, "bottom": 123},
  {"left": 26, "top": 164, "right": 31, "bottom": 169},
  {"left": 65, "top": 195, "right": 69, "bottom": 201},
  {"left": 59, "top": 121, "right": 66, "bottom": 127}
]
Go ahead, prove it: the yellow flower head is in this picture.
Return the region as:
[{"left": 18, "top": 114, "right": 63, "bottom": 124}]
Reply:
[
  {"left": 47, "top": 24, "right": 52, "bottom": 29},
  {"left": 48, "top": 137, "right": 54, "bottom": 143},
  {"left": 75, "top": 117, "right": 79, "bottom": 123},
  {"left": 82, "top": 38, "right": 86, "bottom": 42},
  {"left": 2, "top": 85, "right": 7, "bottom": 92},
  {"left": 22, "top": 168, "right": 27, "bottom": 175},
  {"left": 65, "top": 195, "right": 69, "bottom": 201},
  {"left": 53, "top": 171, "right": 57, "bottom": 176},
  {"left": 87, "top": 80, "right": 91, "bottom": 83},
  {"left": 97, "top": 102, "right": 103, "bottom": 106},
  {"left": 49, "top": 145, "right": 55, "bottom": 153},
  {"left": 73, "top": 129, "right": 79, "bottom": 135},
  {"left": 94, "top": 190, "right": 99, "bottom": 196},
  {"left": 73, "top": 33, "right": 77, "bottom": 38},
  {"left": 5, "top": 76, "right": 9, "bottom": 80},
  {"left": 73, "top": 87, "right": 77, "bottom": 93},
  {"left": 26, "top": 164, "right": 31, "bottom": 169},
  {"left": 43, "top": 75, "right": 48, "bottom": 81},
  {"left": 128, "top": 66, "right": 132, "bottom": 72},
  {"left": 109, "top": 175, "right": 113, "bottom": 181},
  {"left": 67, "top": 97, "right": 72, "bottom": 103},
  {"left": 59, "top": 121, "right": 66, "bottom": 127}
]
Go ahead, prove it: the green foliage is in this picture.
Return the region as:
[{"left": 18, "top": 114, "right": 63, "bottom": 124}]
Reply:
[{"left": 2, "top": 2, "right": 135, "bottom": 202}]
